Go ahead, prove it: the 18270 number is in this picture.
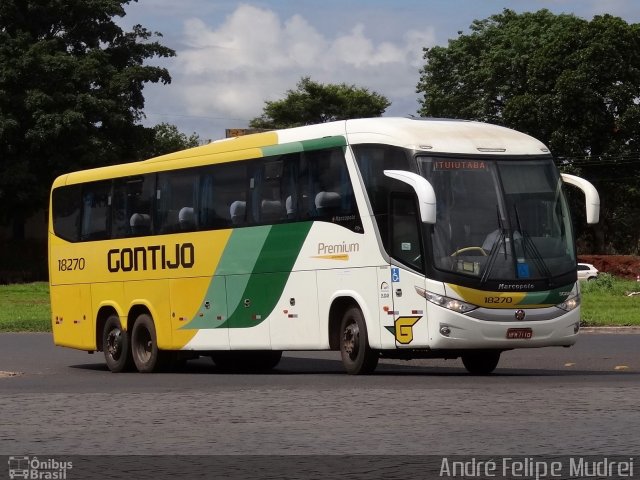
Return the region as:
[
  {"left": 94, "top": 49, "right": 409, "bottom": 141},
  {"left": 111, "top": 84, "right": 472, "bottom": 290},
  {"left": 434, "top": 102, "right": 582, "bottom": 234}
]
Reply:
[
  {"left": 58, "top": 257, "right": 86, "bottom": 271},
  {"left": 484, "top": 296, "right": 513, "bottom": 304}
]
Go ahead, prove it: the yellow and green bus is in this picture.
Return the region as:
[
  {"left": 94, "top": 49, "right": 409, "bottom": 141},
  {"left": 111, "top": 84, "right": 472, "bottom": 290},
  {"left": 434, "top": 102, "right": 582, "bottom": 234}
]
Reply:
[{"left": 49, "top": 118, "right": 599, "bottom": 374}]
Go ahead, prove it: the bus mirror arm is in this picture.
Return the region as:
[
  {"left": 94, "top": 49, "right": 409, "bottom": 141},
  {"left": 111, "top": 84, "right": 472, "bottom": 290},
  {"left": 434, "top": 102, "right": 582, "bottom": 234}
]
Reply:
[
  {"left": 560, "top": 173, "right": 600, "bottom": 224},
  {"left": 383, "top": 170, "right": 436, "bottom": 224}
]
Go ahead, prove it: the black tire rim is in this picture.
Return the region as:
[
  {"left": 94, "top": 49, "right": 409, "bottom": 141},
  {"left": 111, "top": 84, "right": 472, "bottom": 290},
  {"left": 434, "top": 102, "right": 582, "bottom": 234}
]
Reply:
[
  {"left": 106, "top": 328, "right": 123, "bottom": 361},
  {"left": 134, "top": 326, "right": 153, "bottom": 365},
  {"left": 342, "top": 319, "right": 360, "bottom": 361}
]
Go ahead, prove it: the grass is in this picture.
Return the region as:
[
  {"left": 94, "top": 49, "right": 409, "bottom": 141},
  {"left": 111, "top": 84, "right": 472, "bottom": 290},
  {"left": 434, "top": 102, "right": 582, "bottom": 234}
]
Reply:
[
  {"left": 0, "top": 277, "right": 639, "bottom": 332},
  {"left": 0, "top": 282, "right": 51, "bottom": 332},
  {"left": 579, "top": 274, "right": 640, "bottom": 326}
]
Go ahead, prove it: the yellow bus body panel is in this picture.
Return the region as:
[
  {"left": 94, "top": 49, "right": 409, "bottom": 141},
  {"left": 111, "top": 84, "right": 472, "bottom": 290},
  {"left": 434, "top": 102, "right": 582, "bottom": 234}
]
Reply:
[{"left": 49, "top": 229, "right": 233, "bottom": 350}]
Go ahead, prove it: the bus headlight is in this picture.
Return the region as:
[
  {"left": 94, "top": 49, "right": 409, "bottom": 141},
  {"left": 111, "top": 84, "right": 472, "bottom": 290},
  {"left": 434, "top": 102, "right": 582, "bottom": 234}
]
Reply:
[
  {"left": 416, "top": 287, "right": 477, "bottom": 314},
  {"left": 557, "top": 293, "right": 580, "bottom": 312}
]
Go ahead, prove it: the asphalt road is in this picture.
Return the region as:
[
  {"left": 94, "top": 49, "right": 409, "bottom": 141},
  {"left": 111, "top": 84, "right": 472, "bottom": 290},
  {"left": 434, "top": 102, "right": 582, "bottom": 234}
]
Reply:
[{"left": 1, "top": 332, "right": 639, "bottom": 460}]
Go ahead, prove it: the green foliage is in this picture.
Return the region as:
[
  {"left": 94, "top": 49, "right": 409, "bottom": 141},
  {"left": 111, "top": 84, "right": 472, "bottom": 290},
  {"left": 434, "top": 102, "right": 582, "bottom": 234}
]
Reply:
[
  {"left": 142, "top": 122, "right": 201, "bottom": 158},
  {"left": 0, "top": 282, "right": 50, "bottom": 332},
  {"left": 417, "top": 9, "right": 640, "bottom": 254},
  {"left": 0, "top": 0, "right": 176, "bottom": 238},
  {"left": 249, "top": 77, "right": 391, "bottom": 129},
  {"left": 581, "top": 273, "right": 616, "bottom": 293},
  {"left": 580, "top": 276, "right": 640, "bottom": 326}
]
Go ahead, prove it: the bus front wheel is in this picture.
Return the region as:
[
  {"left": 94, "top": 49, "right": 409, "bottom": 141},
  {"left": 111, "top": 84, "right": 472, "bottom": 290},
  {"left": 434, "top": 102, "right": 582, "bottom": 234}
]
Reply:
[
  {"left": 461, "top": 350, "right": 501, "bottom": 375},
  {"left": 339, "top": 306, "right": 379, "bottom": 375},
  {"left": 103, "top": 315, "right": 133, "bottom": 373},
  {"left": 131, "top": 314, "right": 166, "bottom": 373}
]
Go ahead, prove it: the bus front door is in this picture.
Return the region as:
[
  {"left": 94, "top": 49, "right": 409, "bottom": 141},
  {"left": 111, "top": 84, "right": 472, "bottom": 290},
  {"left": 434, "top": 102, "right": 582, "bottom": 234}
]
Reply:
[{"left": 388, "top": 194, "right": 429, "bottom": 349}]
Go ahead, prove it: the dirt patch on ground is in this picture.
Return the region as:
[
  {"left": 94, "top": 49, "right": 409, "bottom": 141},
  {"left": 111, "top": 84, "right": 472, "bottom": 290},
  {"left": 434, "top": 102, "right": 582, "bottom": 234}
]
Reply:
[{"left": 578, "top": 255, "right": 640, "bottom": 280}]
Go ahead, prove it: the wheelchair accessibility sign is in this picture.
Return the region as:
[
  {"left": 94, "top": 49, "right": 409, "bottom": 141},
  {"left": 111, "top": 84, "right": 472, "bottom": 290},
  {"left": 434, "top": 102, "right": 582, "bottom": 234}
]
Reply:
[{"left": 391, "top": 267, "right": 400, "bottom": 282}]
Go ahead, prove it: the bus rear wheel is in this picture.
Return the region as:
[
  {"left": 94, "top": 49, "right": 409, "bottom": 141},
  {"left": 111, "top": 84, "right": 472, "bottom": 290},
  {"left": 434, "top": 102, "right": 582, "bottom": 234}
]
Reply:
[
  {"left": 103, "top": 315, "right": 133, "bottom": 373},
  {"left": 131, "top": 313, "right": 166, "bottom": 373},
  {"left": 339, "top": 306, "right": 379, "bottom": 375},
  {"left": 461, "top": 350, "right": 501, "bottom": 375}
]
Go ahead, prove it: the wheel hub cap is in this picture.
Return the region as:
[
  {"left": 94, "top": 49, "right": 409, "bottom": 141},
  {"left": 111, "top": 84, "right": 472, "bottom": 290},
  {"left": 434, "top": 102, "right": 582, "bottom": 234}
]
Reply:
[{"left": 343, "top": 323, "right": 360, "bottom": 359}]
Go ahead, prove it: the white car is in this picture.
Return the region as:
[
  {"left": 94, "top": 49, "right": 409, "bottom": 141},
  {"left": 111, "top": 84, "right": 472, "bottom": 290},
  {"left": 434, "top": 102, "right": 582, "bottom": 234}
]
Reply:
[{"left": 577, "top": 262, "right": 599, "bottom": 281}]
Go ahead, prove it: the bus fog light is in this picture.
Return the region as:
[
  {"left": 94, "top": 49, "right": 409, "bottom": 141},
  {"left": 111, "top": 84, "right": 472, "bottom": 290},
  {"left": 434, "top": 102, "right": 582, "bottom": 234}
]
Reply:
[{"left": 440, "top": 325, "right": 451, "bottom": 337}]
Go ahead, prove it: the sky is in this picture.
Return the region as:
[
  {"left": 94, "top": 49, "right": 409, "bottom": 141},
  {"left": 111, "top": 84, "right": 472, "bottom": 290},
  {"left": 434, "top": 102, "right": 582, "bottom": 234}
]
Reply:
[{"left": 118, "top": 0, "right": 640, "bottom": 142}]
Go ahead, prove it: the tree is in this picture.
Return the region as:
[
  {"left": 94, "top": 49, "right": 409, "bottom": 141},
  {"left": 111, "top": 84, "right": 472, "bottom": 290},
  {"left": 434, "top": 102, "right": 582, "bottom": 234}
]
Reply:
[
  {"left": 417, "top": 9, "right": 640, "bottom": 254},
  {"left": 142, "top": 123, "right": 201, "bottom": 158},
  {"left": 0, "top": 0, "right": 175, "bottom": 239},
  {"left": 249, "top": 77, "right": 391, "bottom": 129}
]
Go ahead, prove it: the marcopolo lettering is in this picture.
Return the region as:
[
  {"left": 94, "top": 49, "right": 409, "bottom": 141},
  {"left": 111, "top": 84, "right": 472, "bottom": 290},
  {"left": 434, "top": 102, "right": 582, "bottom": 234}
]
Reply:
[
  {"left": 107, "top": 243, "right": 195, "bottom": 272},
  {"left": 498, "top": 283, "right": 535, "bottom": 290}
]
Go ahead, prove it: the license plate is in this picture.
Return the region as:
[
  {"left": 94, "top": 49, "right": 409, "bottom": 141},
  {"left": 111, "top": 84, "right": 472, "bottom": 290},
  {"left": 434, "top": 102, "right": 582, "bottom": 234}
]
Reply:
[{"left": 506, "top": 328, "right": 533, "bottom": 339}]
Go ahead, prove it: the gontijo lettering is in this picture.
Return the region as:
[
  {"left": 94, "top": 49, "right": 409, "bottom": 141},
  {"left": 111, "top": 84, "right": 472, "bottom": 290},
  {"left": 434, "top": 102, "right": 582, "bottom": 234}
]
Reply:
[{"left": 107, "top": 243, "right": 195, "bottom": 272}]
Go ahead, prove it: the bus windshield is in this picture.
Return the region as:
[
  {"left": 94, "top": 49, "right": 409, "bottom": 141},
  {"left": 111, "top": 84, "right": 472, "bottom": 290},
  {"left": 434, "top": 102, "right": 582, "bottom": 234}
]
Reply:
[{"left": 418, "top": 156, "right": 576, "bottom": 283}]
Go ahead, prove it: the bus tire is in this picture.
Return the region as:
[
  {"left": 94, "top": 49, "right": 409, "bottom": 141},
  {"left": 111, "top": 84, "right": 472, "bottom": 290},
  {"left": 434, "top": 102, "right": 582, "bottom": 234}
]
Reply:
[
  {"left": 339, "top": 306, "right": 379, "bottom": 375},
  {"left": 131, "top": 313, "right": 166, "bottom": 373},
  {"left": 462, "top": 350, "right": 501, "bottom": 375},
  {"left": 102, "top": 315, "right": 133, "bottom": 373}
]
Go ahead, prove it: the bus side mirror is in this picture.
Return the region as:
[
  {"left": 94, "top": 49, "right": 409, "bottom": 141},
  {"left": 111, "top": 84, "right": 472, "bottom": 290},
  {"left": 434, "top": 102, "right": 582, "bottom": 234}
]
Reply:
[
  {"left": 560, "top": 173, "right": 600, "bottom": 224},
  {"left": 383, "top": 170, "right": 436, "bottom": 224}
]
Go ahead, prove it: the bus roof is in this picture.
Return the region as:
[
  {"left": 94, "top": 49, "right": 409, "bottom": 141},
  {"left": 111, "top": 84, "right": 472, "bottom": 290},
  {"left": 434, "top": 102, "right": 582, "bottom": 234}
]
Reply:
[
  {"left": 54, "top": 118, "right": 550, "bottom": 187},
  {"left": 342, "top": 118, "right": 549, "bottom": 155}
]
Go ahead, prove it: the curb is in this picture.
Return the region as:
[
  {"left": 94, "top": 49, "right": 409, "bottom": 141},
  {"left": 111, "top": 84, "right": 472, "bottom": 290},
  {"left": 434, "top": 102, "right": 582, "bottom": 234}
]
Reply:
[{"left": 580, "top": 326, "right": 640, "bottom": 334}]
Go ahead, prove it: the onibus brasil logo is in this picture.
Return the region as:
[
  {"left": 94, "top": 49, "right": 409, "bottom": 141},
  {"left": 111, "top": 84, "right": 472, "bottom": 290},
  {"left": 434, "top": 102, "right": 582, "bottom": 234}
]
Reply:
[{"left": 8, "top": 456, "right": 73, "bottom": 479}]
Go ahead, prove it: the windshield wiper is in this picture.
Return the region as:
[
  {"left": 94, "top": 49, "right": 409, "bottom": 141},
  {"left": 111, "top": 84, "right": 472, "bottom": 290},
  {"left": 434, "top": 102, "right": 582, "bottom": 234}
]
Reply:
[
  {"left": 480, "top": 206, "right": 507, "bottom": 284},
  {"left": 513, "top": 204, "right": 551, "bottom": 279}
]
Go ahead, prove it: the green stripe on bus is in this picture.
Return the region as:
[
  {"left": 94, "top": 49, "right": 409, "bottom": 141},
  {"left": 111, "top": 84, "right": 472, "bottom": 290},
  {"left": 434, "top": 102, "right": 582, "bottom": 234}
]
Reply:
[
  {"left": 519, "top": 285, "right": 573, "bottom": 306},
  {"left": 182, "top": 222, "right": 313, "bottom": 330},
  {"left": 223, "top": 222, "right": 312, "bottom": 328},
  {"left": 180, "top": 227, "right": 271, "bottom": 330},
  {"left": 216, "top": 227, "right": 271, "bottom": 276},
  {"left": 260, "top": 136, "right": 346, "bottom": 157}
]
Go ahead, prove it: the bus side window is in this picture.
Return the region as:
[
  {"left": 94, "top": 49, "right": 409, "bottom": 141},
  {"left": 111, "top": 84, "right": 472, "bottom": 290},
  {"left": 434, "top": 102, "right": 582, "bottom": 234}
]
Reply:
[
  {"left": 208, "top": 162, "right": 246, "bottom": 228},
  {"left": 80, "top": 181, "right": 111, "bottom": 241},
  {"left": 251, "top": 157, "right": 287, "bottom": 224},
  {"left": 352, "top": 145, "right": 413, "bottom": 247},
  {"left": 52, "top": 185, "right": 82, "bottom": 242},
  {"left": 307, "top": 148, "right": 356, "bottom": 219},
  {"left": 282, "top": 156, "right": 300, "bottom": 220},
  {"left": 390, "top": 194, "right": 423, "bottom": 272},
  {"left": 156, "top": 170, "right": 198, "bottom": 233},
  {"left": 296, "top": 154, "right": 313, "bottom": 219},
  {"left": 112, "top": 175, "right": 155, "bottom": 238},
  {"left": 198, "top": 172, "right": 228, "bottom": 229},
  {"left": 303, "top": 147, "right": 363, "bottom": 232}
]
